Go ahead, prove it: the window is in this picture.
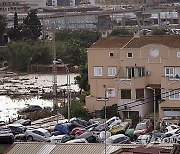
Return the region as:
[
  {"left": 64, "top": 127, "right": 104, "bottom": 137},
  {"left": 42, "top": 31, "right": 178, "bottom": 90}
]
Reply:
[
  {"left": 165, "top": 67, "right": 174, "bottom": 78},
  {"left": 108, "top": 67, "right": 117, "bottom": 76},
  {"left": 136, "top": 89, "right": 144, "bottom": 99},
  {"left": 107, "top": 88, "right": 115, "bottom": 97},
  {"left": 138, "top": 68, "right": 145, "bottom": 77},
  {"left": 109, "top": 52, "right": 117, "bottom": 58},
  {"left": 127, "top": 68, "right": 135, "bottom": 79},
  {"left": 121, "top": 89, "right": 131, "bottom": 99},
  {"left": 177, "top": 52, "right": 180, "bottom": 58},
  {"left": 165, "top": 67, "right": 180, "bottom": 78},
  {"left": 169, "top": 90, "right": 180, "bottom": 100},
  {"left": 127, "top": 52, "right": 133, "bottom": 58},
  {"left": 109, "top": 52, "right": 114, "bottom": 57},
  {"left": 94, "top": 67, "right": 102, "bottom": 76}
]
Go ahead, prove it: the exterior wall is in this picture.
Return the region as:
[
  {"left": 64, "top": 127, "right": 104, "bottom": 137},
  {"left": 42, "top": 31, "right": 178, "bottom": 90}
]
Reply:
[
  {"left": 87, "top": 48, "right": 119, "bottom": 112},
  {"left": 86, "top": 37, "right": 180, "bottom": 119}
]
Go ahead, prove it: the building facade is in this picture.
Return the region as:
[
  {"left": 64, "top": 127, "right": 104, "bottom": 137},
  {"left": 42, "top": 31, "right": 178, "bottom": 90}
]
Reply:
[
  {"left": 0, "top": 0, "right": 47, "bottom": 13},
  {"left": 86, "top": 34, "right": 180, "bottom": 121}
]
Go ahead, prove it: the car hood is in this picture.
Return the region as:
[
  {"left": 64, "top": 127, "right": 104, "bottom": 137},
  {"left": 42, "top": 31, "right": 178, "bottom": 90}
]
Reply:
[
  {"left": 50, "top": 135, "right": 67, "bottom": 143},
  {"left": 134, "top": 129, "right": 146, "bottom": 135}
]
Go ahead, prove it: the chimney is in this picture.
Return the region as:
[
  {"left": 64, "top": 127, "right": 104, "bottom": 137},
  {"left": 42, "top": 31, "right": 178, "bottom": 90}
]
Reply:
[
  {"left": 101, "top": 30, "right": 108, "bottom": 38},
  {"left": 133, "top": 27, "right": 140, "bottom": 38}
]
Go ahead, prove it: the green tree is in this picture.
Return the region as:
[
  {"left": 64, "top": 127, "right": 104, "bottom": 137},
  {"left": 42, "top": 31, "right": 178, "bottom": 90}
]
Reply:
[
  {"left": 14, "top": 12, "right": 18, "bottom": 29},
  {"left": 55, "top": 29, "right": 101, "bottom": 48},
  {"left": 110, "top": 28, "right": 133, "bottom": 36},
  {"left": 23, "top": 10, "right": 42, "bottom": 40},
  {"left": 75, "top": 63, "right": 89, "bottom": 92},
  {"left": 6, "top": 42, "right": 52, "bottom": 72},
  {"left": 61, "top": 99, "right": 91, "bottom": 121},
  {"left": 151, "top": 28, "right": 166, "bottom": 35},
  {"left": 7, "top": 12, "right": 22, "bottom": 41},
  {"left": 0, "top": 15, "right": 7, "bottom": 45},
  {"left": 101, "top": 104, "right": 119, "bottom": 119},
  {"left": 31, "top": 44, "right": 52, "bottom": 64},
  {"left": 6, "top": 42, "right": 32, "bottom": 71}
]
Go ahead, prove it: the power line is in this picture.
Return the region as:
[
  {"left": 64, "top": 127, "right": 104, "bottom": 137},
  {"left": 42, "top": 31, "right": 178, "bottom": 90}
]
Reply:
[{"left": 118, "top": 88, "right": 180, "bottom": 110}]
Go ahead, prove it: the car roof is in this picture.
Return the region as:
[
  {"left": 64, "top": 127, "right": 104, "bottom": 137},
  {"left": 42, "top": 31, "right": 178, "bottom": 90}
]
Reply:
[
  {"left": 108, "top": 134, "right": 126, "bottom": 140},
  {"left": 164, "top": 128, "right": 179, "bottom": 134},
  {"left": 66, "top": 138, "right": 87, "bottom": 143},
  {"left": 7, "top": 123, "right": 24, "bottom": 127},
  {"left": 28, "top": 128, "right": 48, "bottom": 133}
]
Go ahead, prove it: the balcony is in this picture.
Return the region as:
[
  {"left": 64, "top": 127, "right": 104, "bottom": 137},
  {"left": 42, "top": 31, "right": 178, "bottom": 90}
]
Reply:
[
  {"left": 115, "top": 76, "right": 149, "bottom": 89},
  {"left": 161, "top": 76, "right": 180, "bottom": 89}
]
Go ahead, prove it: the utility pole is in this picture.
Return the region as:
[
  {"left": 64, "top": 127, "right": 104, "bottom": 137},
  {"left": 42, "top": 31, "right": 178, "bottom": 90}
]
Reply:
[{"left": 52, "top": 24, "right": 58, "bottom": 122}]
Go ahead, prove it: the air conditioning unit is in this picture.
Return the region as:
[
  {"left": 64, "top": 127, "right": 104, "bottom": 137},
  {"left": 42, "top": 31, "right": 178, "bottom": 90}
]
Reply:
[{"left": 146, "top": 71, "right": 150, "bottom": 76}]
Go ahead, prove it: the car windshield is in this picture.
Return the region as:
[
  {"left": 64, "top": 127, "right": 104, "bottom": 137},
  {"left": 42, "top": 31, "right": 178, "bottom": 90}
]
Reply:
[
  {"left": 44, "top": 131, "right": 51, "bottom": 137},
  {"left": 106, "top": 138, "right": 113, "bottom": 144},
  {"left": 135, "top": 123, "right": 146, "bottom": 130}
]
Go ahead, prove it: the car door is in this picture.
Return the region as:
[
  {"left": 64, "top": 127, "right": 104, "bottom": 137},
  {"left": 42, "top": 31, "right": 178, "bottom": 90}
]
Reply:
[{"left": 32, "top": 130, "right": 44, "bottom": 141}]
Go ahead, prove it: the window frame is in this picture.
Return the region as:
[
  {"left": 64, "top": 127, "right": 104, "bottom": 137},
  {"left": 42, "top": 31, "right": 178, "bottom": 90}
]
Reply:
[
  {"left": 121, "top": 89, "right": 131, "bottom": 99},
  {"left": 127, "top": 52, "right": 133, "bottom": 58},
  {"left": 108, "top": 66, "right": 117, "bottom": 76},
  {"left": 94, "top": 66, "right": 103, "bottom": 77}
]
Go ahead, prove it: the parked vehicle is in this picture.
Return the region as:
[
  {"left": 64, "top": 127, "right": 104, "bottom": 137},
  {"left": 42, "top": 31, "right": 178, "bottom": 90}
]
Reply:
[
  {"left": 133, "top": 120, "right": 153, "bottom": 138},
  {"left": 164, "top": 124, "right": 179, "bottom": 132},
  {"left": 6, "top": 123, "right": 26, "bottom": 135},
  {"left": 85, "top": 122, "right": 100, "bottom": 131},
  {"left": 105, "top": 134, "right": 131, "bottom": 144},
  {"left": 14, "top": 134, "right": 27, "bottom": 142},
  {"left": 70, "top": 127, "right": 86, "bottom": 137},
  {"left": 0, "top": 127, "right": 14, "bottom": 143},
  {"left": 70, "top": 118, "right": 88, "bottom": 127},
  {"left": 0, "top": 132, "right": 14, "bottom": 144},
  {"left": 18, "top": 105, "right": 42, "bottom": 113},
  {"left": 109, "top": 122, "right": 130, "bottom": 135},
  {"left": 161, "top": 129, "right": 180, "bottom": 143},
  {"left": 98, "top": 131, "right": 111, "bottom": 142},
  {"left": 106, "top": 116, "right": 122, "bottom": 127},
  {"left": 66, "top": 138, "right": 88, "bottom": 143},
  {"left": 13, "top": 119, "right": 31, "bottom": 126},
  {"left": 25, "top": 128, "right": 65, "bottom": 142},
  {"left": 125, "top": 128, "right": 134, "bottom": 141},
  {"left": 54, "top": 122, "right": 84, "bottom": 135},
  {"left": 76, "top": 131, "right": 100, "bottom": 143},
  {"left": 136, "top": 134, "right": 151, "bottom": 145}
]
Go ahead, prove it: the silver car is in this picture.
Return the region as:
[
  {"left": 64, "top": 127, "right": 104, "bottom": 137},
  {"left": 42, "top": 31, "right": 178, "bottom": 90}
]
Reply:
[{"left": 25, "top": 128, "right": 66, "bottom": 142}]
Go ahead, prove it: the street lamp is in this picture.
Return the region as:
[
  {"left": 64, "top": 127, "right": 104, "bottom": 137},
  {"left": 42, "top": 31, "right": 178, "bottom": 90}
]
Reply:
[
  {"left": 103, "top": 85, "right": 108, "bottom": 154},
  {"left": 55, "top": 59, "right": 71, "bottom": 121},
  {"left": 146, "top": 87, "right": 156, "bottom": 132}
]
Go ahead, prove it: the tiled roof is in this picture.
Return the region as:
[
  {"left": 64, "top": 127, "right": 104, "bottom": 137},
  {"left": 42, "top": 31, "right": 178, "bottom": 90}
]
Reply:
[
  {"left": 6, "top": 143, "right": 173, "bottom": 154},
  {"left": 90, "top": 36, "right": 133, "bottom": 48},
  {"left": 90, "top": 35, "right": 180, "bottom": 49},
  {"left": 125, "top": 35, "right": 180, "bottom": 48}
]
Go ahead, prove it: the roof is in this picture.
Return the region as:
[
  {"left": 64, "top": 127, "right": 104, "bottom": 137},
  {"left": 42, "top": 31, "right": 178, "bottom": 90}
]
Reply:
[
  {"left": 90, "top": 36, "right": 132, "bottom": 48},
  {"left": 6, "top": 143, "right": 173, "bottom": 154},
  {"left": 131, "top": 146, "right": 162, "bottom": 154},
  {"left": 90, "top": 35, "right": 180, "bottom": 49},
  {"left": 5, "top": 143, "right": 127, "bottom": 154}
]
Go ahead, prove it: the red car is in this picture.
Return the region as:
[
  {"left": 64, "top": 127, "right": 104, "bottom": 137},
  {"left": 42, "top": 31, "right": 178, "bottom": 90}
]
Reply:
[
  {"left": 70, "top": 127, "right": 86, "bottom": 137},
  {"left": 133, "top": 120, "right": 153, "bottom": 138}
]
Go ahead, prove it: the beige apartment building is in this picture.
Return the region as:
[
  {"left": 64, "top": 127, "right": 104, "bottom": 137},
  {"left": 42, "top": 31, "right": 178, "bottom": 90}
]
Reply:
[{"left": 86, "top": 33, "right": 180, "bottom": 121}]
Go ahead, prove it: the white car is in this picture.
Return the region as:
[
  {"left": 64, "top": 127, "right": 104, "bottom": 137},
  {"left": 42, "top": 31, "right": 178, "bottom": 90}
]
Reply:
[
  {"left": 25, "top": 128, "right": 66, "bottom": 143},
  {"left": 164, "top": 125, "right": 179, "bottom": 133},
  {"left": 136, "top": 134, "right": 151, "bottom": 145},
  {"left": 66, "top": 138, "right": 88, "bottom": 143},
  {"left": 106, "top": 116, "right": 122, "bottom": 127},
  {"left": 161, "top": 129, "right": 180, "bottom": 143}
]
